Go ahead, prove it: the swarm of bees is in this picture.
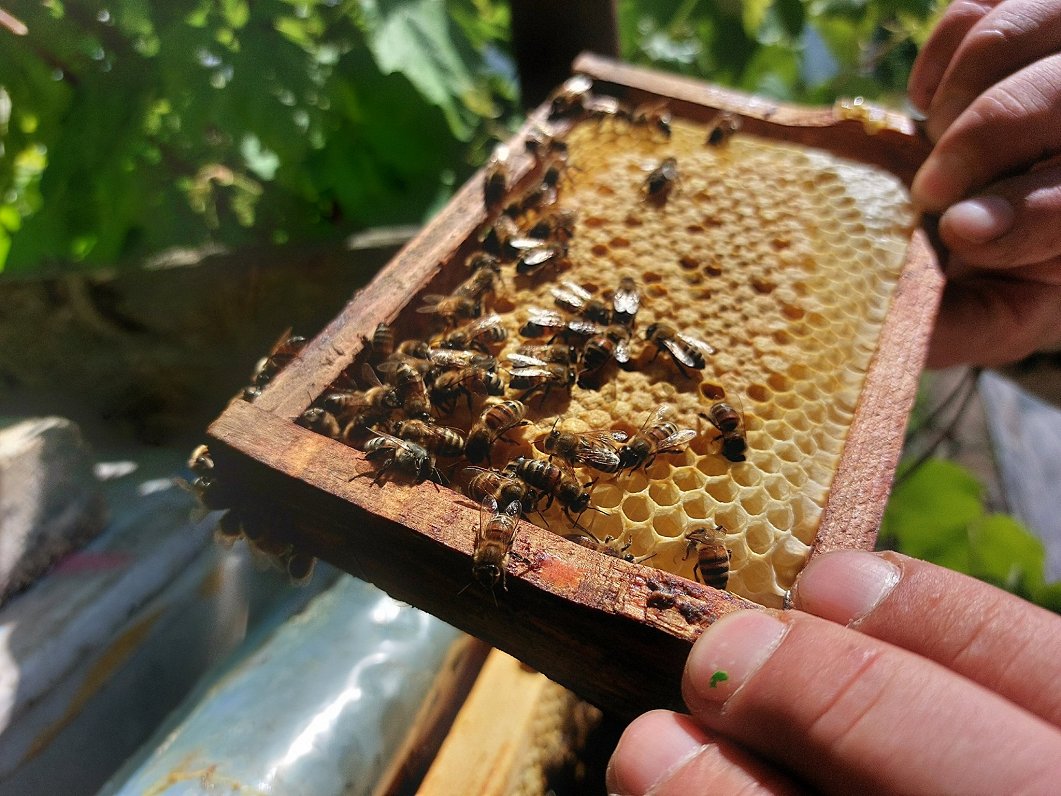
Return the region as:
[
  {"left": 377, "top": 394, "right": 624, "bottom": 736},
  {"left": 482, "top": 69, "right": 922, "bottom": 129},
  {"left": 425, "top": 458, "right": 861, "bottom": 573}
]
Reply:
[{"left": 234, "top": 75, "right": 758, "bottom": 597}]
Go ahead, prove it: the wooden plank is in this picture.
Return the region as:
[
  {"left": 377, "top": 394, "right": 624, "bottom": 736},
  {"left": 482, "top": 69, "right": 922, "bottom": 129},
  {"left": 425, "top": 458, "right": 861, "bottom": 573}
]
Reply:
[
  {"left": 573, "top": 52, "right": 931, "bottom": 185},
  {"left": 417, "top": 650, "right": 600, "bottom": 796},
  {"left": 208, "top": 401, "right": 757, "bottom": 720}
]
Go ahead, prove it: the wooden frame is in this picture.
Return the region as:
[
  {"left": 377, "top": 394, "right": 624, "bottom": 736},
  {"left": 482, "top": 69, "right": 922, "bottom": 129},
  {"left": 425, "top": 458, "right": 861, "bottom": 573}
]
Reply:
[{"left": 206, "top": 54, "right": 943, "bottom": 720}]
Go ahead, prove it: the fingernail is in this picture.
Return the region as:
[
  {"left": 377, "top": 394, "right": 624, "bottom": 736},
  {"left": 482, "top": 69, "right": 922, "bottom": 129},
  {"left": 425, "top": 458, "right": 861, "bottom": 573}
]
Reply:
[
  {"left": 791, "top": 550, "right": 901, "bottom": 625},
  {"left": 684, "top": 611, "right": 787, "bottom": 713},
  {"left": 941, "top": 195, "right": 1014, "bottom": 244},
  {"left": 911, "top": 151, "right": 968, "bottom": 211},
  {"left": 607, "top": 713, "right": 708, "bottom": 796}
]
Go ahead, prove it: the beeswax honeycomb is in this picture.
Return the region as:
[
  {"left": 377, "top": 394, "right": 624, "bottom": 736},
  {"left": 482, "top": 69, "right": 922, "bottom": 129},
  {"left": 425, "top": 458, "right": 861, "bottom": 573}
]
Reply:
[{"left": 480, "top": 115, "right": 915, "bottom": 608}]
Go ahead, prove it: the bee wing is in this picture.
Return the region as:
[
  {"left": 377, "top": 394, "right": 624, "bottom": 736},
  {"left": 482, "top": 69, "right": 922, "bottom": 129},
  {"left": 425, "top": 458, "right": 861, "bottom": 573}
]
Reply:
[
  {"left": 551, "top": 281, "right": 592, "bottom": 312},
  {"left": 415, "top": 294, "right": 448, "bottom": 313},
  {"left": 488, "top": 143, "right": 510, "bottom": 166},
  {"left": 660, "top": 336, "right": 702, "bottom": 369},
  {"left": 613, "top": 337, "right": 631, "bottom": 364},
  {"left": 565, "top": 319, "right": 605, "bottom": 337},
  {"left": 360, "top": 362, "right": 385, "bottom": 389},
  {"left": 676, "top": 332, "right": 717, "bottom": 357},
  {"left": 519, "top": 246, "right": 558, "bottom": 267},
  {"left": 510, "top": 236, "right": 547, "bottom": 251},
  {"left": 509, "top": 366, "right": 554, "bottom": 378},
  {"left": 506, "top": 353, "right": 549, "bottom": 368},
  {"left": 526, "top": 307, "right": 566, "bottom": 327},
  {"left": 562, "top": 73, "right": 592, "bottom": 95},
  {"left": 612, "top": 284, "right": 641, "bottom": 317},
  {"left": 502, "top": 500, "right": 522, "bottom": 519},
  {"left": 469, "top": 313, "right": 504, "bottom": 332},
  {"left": 478, "top": 495, "right": 499, "bottom": 543},
  {"left": 656, "top": 428, "right": 697, "bottom": 454},
  {"left": 428, "top": 348, "right": 476, "bottom": 368},
  {"left": 574, "top": 439, "right": 622, "bottom": 471},
  {"left": 640, "top": 403, "right": 673, "bottom": 430}
]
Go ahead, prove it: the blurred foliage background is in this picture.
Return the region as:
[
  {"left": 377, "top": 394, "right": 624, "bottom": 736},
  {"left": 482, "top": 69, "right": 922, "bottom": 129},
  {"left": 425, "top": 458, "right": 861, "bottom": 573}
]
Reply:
[
  {"left": 4, "top": 0, "right": 1058, "bottom": 608},
  {"left": 0, "top": 0, "right": 943, "bottom": 277}
]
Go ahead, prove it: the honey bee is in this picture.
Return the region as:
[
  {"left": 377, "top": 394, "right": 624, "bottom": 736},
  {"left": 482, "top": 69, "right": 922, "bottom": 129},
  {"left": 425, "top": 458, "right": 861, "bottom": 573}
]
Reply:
[
  {"left": 703, "top": 399, "right": 748, "bottom": 462},
  {"left": 516, "top": 242, "right": 569, "bottom": 276},
  {"left": 644, "top": 322, "right": 716, "bottom": 377},
  {"left": 578, "top": 325, "right": 632, "bottom": 386},
  {"left": 297, "top": 407, "right": 343, "bottom": 439},
  {"left": 465, "top": 467, "right": 537, "bottom": 516},
  {"left": 483, "top": 143, "right": 510, "bottom": 208},
  {"left": 465, "top": 399, "right": 529, "bottom": 464},
  {"left": 504, "top": 456, "right": 594, "bottom": 521},
  {"left": 358, "top": 431, "right": 442, "bottom": 485},
  {"left": 392, "top": 418, "right": 466, "bottom": 458},
  {"left": 396, "top": 338, "right": 433, "bottom": 360},
  {"left": 642, "top": 156, "right": 680, "bottom": 203},
  {"left": 519, "top": 307, "right": 605, "bottom": 344},
  {"left": 417, "top": 293, "right": 481, "bottom": 327},
  {"left": 524, "top": 125, "right": 569, "bottom": 163},
  {"left": 511, "top": 342, "right": 580, "bottom": 365},
  {"left": 364, "top": 322, "right": 394, "bottom": 360},
  {"left": 507, "top": 357, "right": 577, "bottom": 404},
  {"left": 188, "top": 444, "right": 213, "bottom": 477},
  {"left": 465, "top": 252, "right": 501, "bottom": 274},
  {"left": 541, "top": 420, "right": 627, "bottom": 474},
  {"left": 473, "top": 496, "right": 523, "bottom": 590},
  {"left": 525, "top": 207, "right": 577, "bottom": 244},
  {"left": 612, "top": 276, "right": 641, "bottom": 328},
  {"left": 584, "top": 94, "right": 631, "bottom": 124},
  {"left": 551, "top": 281, "right": 611, "bottom": 324},
  {"left": 426, "top": 347, "right": 498, "bottom": 373},
  {"left": 631, "top": 101, "right": 672, "bottom": 139},
  {"left": 547, "top": 74, "right": 592, "bottom": 120},
  {"left": 452, "top": 265, "right": 501, "bottom": 305},
  {"left": 377, "top": 359, "right": 433, "bottom": 420},
  {"left": 244, "top": 329, "right": 307, "bottom": 400},
  {"left": 706, "top": 111, "right": 741, "bottom": 146},
  {"left": 518, "top": 161, "right": 568, "bottom": 213},
  {"left": 431, "top": 367, "right": 505, "bottom": 414},
  {"left": 438, "top": 314, "right": 508, "bottom": 353},
  {"left": 618, "top": 404, "right": 697, "bottom": 470},
  {"left": 683, "top": 524, "right": 731, "bottom": 589},
  {"left": 563, "top": 530, "right": 654, "bottom": 563},
  {"left": 323, "top": 363, "right": 399, "bottom": 428},
  {"left": 480, "top": 215, "right": 520, "bottom": 259}
]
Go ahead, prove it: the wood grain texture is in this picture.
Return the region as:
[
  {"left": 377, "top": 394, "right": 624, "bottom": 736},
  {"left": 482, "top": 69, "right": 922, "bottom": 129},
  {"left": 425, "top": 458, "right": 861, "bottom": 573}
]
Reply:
[
  {"left": 208, "top": 400, "right": 757, "bottom": 719},
  {"left": 205, "top": 57, "right": 942, "bottom": 717}
]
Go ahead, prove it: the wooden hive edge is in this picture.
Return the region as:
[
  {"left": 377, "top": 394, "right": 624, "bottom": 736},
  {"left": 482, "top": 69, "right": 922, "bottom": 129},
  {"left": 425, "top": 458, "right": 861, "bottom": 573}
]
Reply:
[{"left": 207, "top": 400, "right": 758, "bottom": 719}]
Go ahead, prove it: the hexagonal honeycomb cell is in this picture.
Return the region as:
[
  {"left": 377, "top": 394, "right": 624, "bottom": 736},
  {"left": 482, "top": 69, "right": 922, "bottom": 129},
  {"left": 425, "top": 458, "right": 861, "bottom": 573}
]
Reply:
[
  {"left": 480, "top": 115, "right": 914, "bottom": 608},
  {"left": 309, "top": 110, "right": 915, "bottom": 610}
]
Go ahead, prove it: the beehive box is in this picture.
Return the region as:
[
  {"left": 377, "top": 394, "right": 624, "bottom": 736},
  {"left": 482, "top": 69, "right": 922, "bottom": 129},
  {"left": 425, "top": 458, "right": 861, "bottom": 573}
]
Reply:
[{"left": 204, "top": 55, "right": 941, "bottom": 719}]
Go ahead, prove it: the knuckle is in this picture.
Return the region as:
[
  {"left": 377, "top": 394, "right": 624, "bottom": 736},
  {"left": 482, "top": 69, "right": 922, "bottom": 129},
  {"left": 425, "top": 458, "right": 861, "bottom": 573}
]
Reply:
[{"left": 802, "top": 647, "right": 891, "bottom": 748}]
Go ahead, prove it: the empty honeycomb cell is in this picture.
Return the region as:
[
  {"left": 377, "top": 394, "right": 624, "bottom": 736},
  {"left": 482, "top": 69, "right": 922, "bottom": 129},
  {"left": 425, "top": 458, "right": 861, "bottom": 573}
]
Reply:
[
  {"left": 744, "top": 521, "right": 774, "bottom": 554},
  {"left": 746, "top": 383, "right": 770, "bottom": 403},
  {"left": 671, "top": 466, "right": 702, "bottom": 492},
  {"left": 648, "top": 480, "right": 681, "bottom": 507},
  {"left": 704, "top": 476, "right": 739, "bottom": 503},
  {"left": 622, "top": 494, "right": 651, "bottom": 524},
  {"left": 592, "top": 483, "right": 625, "bottom": 510},
  {"left": 652, "top": 511, "right": 685, "bottom": 539},
  {"left": 763, "top": 475, "right": 790, "bottom": 502},
  {"left": 767, "top": 503, "right": 795, "bottom": 531},
  {"left": 682, "top": 493, "right": 710, "bottom": 520},
  {"left": 730, "top": 465, "right": 763, "bottom": 488},
  {"left": 739, "top": 489, "right": 769, "bottom": 517}
]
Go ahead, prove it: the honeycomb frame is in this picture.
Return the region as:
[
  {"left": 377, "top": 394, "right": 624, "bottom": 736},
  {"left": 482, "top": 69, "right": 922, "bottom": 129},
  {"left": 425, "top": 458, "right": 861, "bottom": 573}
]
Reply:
[{"left": 204, "top": 55, "right": 942, "bottom": 718}]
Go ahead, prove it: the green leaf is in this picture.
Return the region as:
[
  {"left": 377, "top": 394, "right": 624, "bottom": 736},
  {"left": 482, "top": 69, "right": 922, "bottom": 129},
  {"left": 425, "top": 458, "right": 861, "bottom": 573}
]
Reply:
[
  {"left": 968, "top": 513, "right": 1046, "bottom": 594},
  {"left": 358, "top": 0, "right": 477, "bottom": 139},
  {"left": 881, "top": 458, "right": 983, "bottom": 564}
]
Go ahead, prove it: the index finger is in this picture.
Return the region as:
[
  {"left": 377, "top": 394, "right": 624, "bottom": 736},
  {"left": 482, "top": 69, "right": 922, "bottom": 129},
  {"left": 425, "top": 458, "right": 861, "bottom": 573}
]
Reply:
[
  {"left": 911, "top": 53, "right": 1061, "bottom": 211},
  {"left": 791, "top": 550, "right": 1061, "bottom": 726}
]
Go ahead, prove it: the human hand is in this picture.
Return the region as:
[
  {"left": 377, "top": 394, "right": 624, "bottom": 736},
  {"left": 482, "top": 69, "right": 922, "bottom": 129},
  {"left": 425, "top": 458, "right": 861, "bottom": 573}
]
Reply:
[
  {"left": 607, "top": 550, "right": 1061, "bottom": 794},
  {"left": 906, "top": 0, "right": 1061, "bottom": 368}
]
